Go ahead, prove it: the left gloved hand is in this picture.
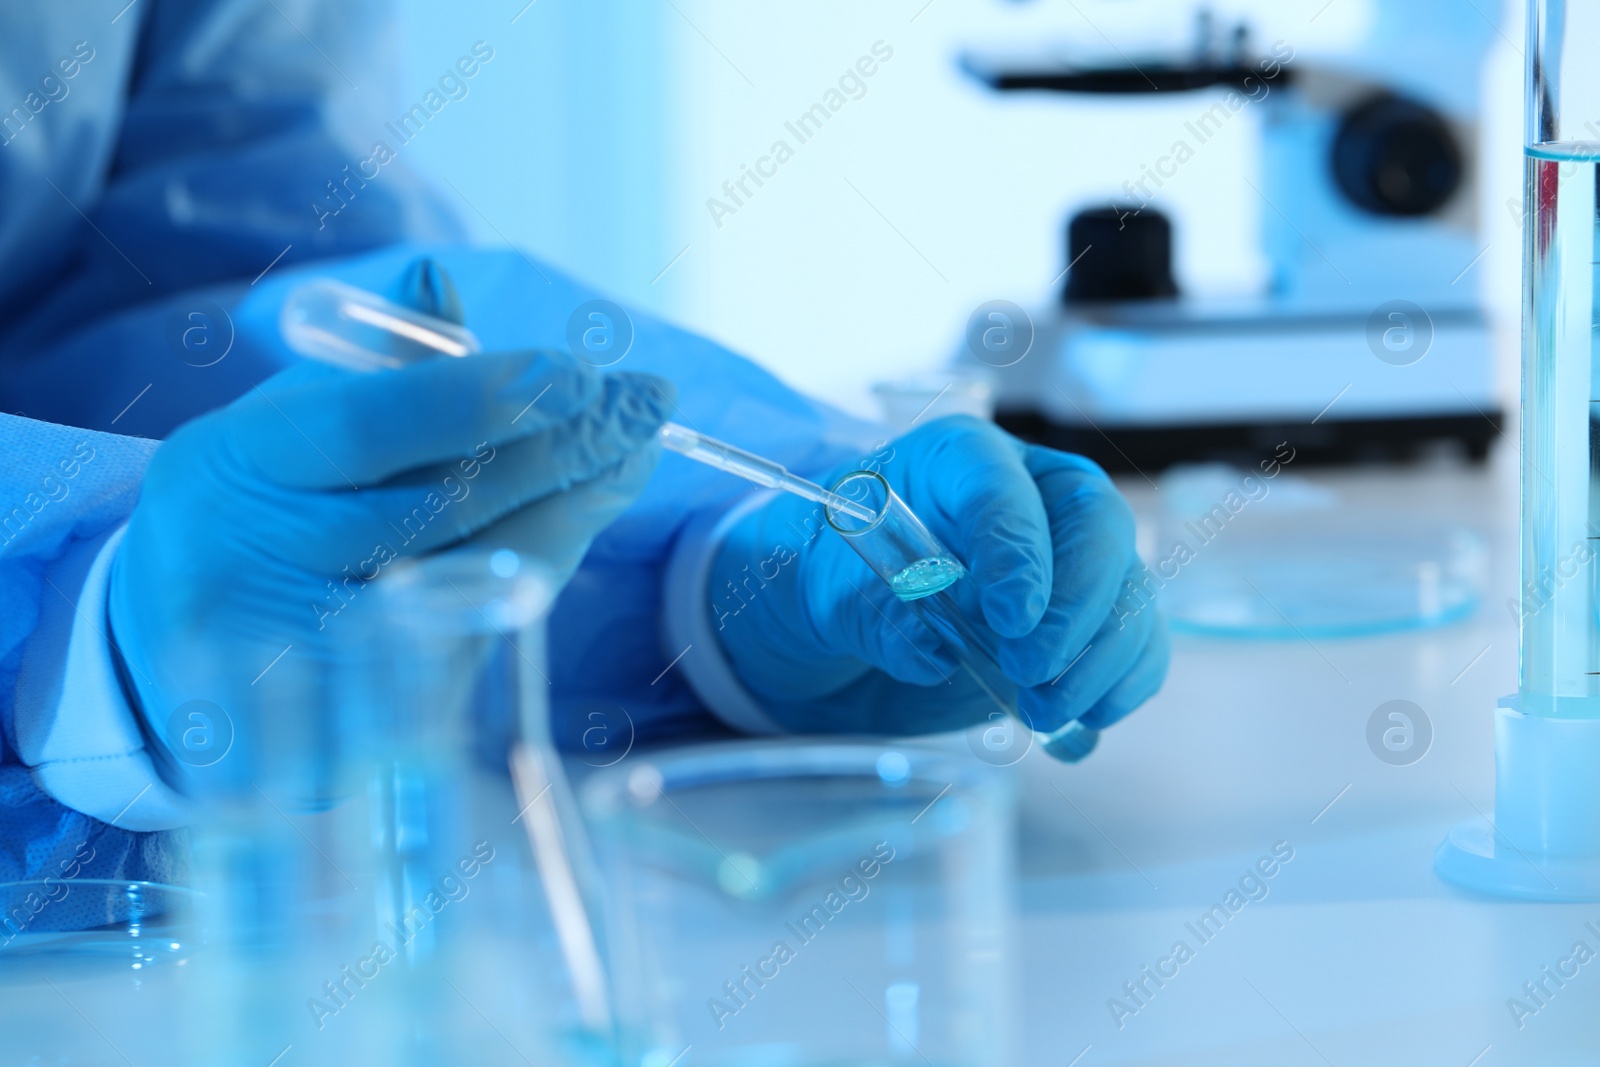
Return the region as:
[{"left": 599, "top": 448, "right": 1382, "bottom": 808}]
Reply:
[
  {"left": 709, "top": 416, "right": 1168, "bottom": 740},
  {"left": 108, "top": 259, "right": 672, "bottom": 786}
]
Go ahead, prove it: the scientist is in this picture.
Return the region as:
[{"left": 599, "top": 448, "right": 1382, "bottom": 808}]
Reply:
[{"left": 0, "top": 1, "right": 1166, "bottom": 891}]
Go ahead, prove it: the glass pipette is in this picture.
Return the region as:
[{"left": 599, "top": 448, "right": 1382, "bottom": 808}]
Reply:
[
  {"left": 280, "top": 280, "right": 876, "bottom": 522},
  {"left": 658, "top": 423, "right": 875, "bottom": 522}
]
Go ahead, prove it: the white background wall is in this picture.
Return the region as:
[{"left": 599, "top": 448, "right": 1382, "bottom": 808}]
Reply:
[{"left": 395, "top": 0, "right": 1527, "bottom": 418}]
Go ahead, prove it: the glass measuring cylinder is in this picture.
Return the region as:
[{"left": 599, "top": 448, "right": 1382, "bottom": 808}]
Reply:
[
  {"left": 1521, "top": 0, "right": 1600, "bottom": 717},
  {"left": 824, "top": 470, "right": 1099, "bottom": 762},
  {"left": 1434, "top": 0, "right": 1600, "bottom": 904}
]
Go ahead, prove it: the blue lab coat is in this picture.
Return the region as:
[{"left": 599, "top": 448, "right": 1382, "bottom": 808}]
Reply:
[{"left": 0, "top": 2, "right": 873, "bottom": 893}]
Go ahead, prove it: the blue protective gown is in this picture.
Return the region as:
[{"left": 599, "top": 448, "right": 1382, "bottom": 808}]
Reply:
[{"left": 0, "top": 2, "right": 873, "bottom": 895}]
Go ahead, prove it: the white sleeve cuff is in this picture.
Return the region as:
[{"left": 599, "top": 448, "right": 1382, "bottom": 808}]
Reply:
[
  {"left": 13, "top": 524, "right": 191, "bottom": 831},
  {"left": 662, "top": 492, "right": 787, "bottom": 736}
]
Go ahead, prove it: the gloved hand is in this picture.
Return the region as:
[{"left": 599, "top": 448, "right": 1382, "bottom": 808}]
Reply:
[
  {"left": 108, "top": 260, "right": 672, "bottom": 774},
  {"left": 709, "top": 416, "right": 1167, "bottom": 741}
]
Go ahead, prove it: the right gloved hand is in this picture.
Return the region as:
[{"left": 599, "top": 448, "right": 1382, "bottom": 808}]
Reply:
[
  {"left": 709, "top": 417, "right": 1165, "bottom": 744},
  {"left": 108, "top": 327, "right": 671, "bottom": 775}
]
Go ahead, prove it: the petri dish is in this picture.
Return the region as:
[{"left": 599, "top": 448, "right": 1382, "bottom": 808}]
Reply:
[
  {"left": 1154, "top": 512, "right": 1487, "bottom": 638},
  {"left": 0, "top": 880, "right": 200, "bottom": 970}
]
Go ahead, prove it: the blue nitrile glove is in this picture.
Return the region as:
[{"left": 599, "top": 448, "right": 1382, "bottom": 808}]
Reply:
[
  {"left": 107, "top": 261, "right": 673, "bottom": 770},
  {"left": 709, "top": 416, "right": 1168, "bottom": 739}
]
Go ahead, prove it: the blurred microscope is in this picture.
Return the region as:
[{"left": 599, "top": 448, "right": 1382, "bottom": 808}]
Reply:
[{"left": 958, "top": 3, "right": 1503, "bottom": 470}]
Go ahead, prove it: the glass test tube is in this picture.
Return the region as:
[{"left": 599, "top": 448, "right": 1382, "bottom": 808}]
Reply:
[
  {"left": 1522, "top": 0, "right": 1600, "bottom": 717},
  {"left": 280, "top": 279, "right": 482, "bottom": 371},
  {"left": 824, "top": 470, "right": 1100, "bottom": 762}
]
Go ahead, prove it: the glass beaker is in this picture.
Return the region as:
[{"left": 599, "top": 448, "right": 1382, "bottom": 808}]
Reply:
[
  {"left": 872, "top": 368, "right": 996, "bottom": 431},
  {"left": 583, "top": 738, "right": 1017, "bottom": 1067}
]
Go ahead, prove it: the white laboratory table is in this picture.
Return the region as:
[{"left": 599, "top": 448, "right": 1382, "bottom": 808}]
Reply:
[
  {"left": 9, "top": 456, "right": 1598, "bottom": 1067},
  {"left": 1010, "top": 456, "right": 1599, "bottom": 1066}
]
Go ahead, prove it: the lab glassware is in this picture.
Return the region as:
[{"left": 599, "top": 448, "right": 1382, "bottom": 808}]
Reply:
[
  {"left": 658, "top": 422, "right": 875, "bottom": 522},
  {"left": 281, "top": 278, "right": 482, "bottom": 370},
  {"left": 1436, "top": 0, "right": 1600, "bottom": 900},
  {"left": 1152, "top": 465, "right": 1487, "bottom": 639},
  {"left": 0, "top": 880, "right": 205, "bottom": 1066},
  {"left": 354, "top": 549, "right": 602, "bottom": 1065},
  {"left": 825, "top": 469, "right": 1100, "bottom": 763},
  {"left": 582, "top": 739, "right": 1017, "bottom": 1067},
  {"left": 872, "top": 367, "right": 996, "bottom": 431},
  {"left": 177, "top": 550, "right": 584, "bottom": 1066},
  {"left": 0, "top": 880, "right": 198, "bottom": 964},
  {"left": 279, "top": 280, "right": 873, "bottom": 523}
]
